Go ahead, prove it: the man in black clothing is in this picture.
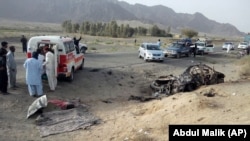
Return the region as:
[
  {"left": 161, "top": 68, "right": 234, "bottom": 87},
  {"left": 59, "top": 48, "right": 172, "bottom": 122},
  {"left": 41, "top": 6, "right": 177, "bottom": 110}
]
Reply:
[
  {"left": 0, "top": 41, "right": 9, "bottom": 94},
  {"left": 20, "top": 35, "right": 27, "bottom": 53},
  {"left": 193, "top": 43, "right": 197, "bottom": 58},
  {"left": 73, "top": 36, "right": 81, "bottom": 47},
  {"left": 73, "top": 36, "right": 81, "bottom": 53}
]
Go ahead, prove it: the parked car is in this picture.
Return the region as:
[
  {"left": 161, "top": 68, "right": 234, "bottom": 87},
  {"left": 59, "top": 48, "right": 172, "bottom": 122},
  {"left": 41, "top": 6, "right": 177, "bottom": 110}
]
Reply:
[
  {"left": 195, "top": 41, "right": 214, "bottom": 54},
  {"left": 222, "top": 42, "right": 235, "bottom": 50},
  {"left": 79, "top": 43, "right": 88, "bottom": 53},
  {"left": 237, "top": 42, "right": 248, "bottom": 49},
  {"left": 138, "top": 43, "right": 164, "bottom": 62},
  {"left": 179, "top": 38, "right": 192, "bottom": 46},
  {"left": 164, "top": 42, "right": 191, "bottom": 58}
]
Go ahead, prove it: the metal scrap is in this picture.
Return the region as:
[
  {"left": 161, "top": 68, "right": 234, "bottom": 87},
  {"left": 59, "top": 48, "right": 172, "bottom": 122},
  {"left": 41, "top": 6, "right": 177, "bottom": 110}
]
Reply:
[{"left": 150, "top": 63, "right": 225, "bottom": 96}]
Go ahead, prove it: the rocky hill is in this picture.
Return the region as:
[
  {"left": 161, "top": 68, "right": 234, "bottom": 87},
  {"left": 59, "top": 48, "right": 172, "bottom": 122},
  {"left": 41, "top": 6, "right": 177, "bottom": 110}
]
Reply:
[{"left": 0, "top": 0, "right": 243, "bottom": 36}]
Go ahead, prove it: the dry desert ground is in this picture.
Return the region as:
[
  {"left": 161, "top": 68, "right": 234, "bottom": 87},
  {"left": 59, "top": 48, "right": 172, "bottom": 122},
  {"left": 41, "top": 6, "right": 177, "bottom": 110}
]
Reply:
[{"left": 0, "top": 35, "right": 250, "bottom": 141}]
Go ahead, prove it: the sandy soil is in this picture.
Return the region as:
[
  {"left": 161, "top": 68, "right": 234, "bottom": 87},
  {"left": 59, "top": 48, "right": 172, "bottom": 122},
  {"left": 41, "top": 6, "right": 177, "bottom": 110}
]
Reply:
[{"left": 0, "top": 36, "right": 249, "bottom": 141}]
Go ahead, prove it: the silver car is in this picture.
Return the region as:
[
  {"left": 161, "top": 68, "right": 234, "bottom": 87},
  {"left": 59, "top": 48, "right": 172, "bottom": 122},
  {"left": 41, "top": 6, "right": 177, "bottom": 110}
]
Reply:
[
  {"left": 138, "top": 43, "right": 164, "bottom": 62},
  {"left": 222, "top": 42, "right": 234, "bottom": 50},
  {"left": 237, "top": 42, "right": 248, "bottom": 49}
]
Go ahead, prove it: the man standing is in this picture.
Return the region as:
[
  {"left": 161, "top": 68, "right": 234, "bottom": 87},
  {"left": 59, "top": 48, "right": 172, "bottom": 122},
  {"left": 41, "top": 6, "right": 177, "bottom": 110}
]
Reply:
[
  {"left": 20, "top": 35, "right": 28, "bottom": 53},
  {"left": 226, "top": 43, "right": 231, "bottom": 53},
  {"left": 23, "top": 52, "right": 43, "bottom": 97},
  {"left": 0, "top": 41, "right": 9, "bottom": 94},
  {"left": 157, "top": 39, "right": 161, "bottom": 48},
  {"left": 193, "top": 43, "right": 197, "bottom": 58},
  {"left": 43, "top": 46, "right": 57, "bottom": 91},
  {"left": 73, "top": 36, "right": 81, "bottom": 53},
  {"left": 7, "top": 46, "right": 17, "bottom": 89},
  {"left": 73, "top": 36, "right": 81, "bottom": 47}
]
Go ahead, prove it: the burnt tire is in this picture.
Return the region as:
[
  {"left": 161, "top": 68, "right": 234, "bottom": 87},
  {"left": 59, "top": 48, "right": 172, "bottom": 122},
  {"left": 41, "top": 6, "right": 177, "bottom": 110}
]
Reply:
[
  {"left": 176, "top": 53, "right": 180, "bottom": 58},
  {"left": 200, "top": 51, "right": 204, "bottom": 56},
  {"left": 144, "top": 54, "right": 148, "bottom": 62},
  {"left": 150, "top": 81, "right": 162, "bottom": 91},
  {"left": 138, "top": 53, "right": 142, "bottom": 58},
  {"left": 171, "top": 80, "right": 180, "bottom": 94}
]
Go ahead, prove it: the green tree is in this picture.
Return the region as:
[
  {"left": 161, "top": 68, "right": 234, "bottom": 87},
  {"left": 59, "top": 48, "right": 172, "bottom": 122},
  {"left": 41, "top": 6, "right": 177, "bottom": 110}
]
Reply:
[
  {"left": 84, "top": 21, "right": 91, "bottom": 34},
  {"left": 181, "top": 28, "right": 198, "bottom": 38},
  {"left": 150, "top": 25, "right": 167, "bottom": 37},
  {"left": 72, "top": 23, "right": 80, "bottom": 33},
  {"left": 167, "top": 26, "right": 171, "bottom": 34},
  {"left": 110, "top": 21, "right": 118, "bottom": 37},
  {"left": 62, "top": 20, "right": 72, "bottom": 33},
  {"left": 137, "top": 26, "right": 147, "bottom": 36},
  {"left": 90, "top": 23, "right": 97, "bottom": 36}
]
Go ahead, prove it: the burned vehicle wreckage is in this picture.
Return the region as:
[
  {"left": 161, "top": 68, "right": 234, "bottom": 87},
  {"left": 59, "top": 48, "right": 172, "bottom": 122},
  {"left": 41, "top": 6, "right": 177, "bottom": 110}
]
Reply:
[{"left": 150, "top": 64, "right": 225, "bottom": 96}]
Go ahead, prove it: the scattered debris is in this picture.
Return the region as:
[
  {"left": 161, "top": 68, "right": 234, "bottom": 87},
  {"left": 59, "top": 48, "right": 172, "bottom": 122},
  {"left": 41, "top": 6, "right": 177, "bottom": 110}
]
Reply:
[
  {"left": 90, "top": 68, "right": 100, "bottom": 72},
  {"left": 36, "top": 107, "right": 100, "bottom": 137},
  {"left": 27, "top": 95, "right": 47, "bottom": 119},
  {"left": 27, "top": 97, "right": 99, "bottom": 137},
  {"left": 102, "top": 100, "right": 112, "bottom": 104},
  {"left": 201, "top": 88, "right": 216, "bottom": 97},
  {"left": 128, "top": 95, "right": 161, "bottom": 102},
  {"left": 150, "top": 63, "right": 225, "bottom": 96},
  {"left": 107, "top": 70, "right": 113, "bottom": 75}
]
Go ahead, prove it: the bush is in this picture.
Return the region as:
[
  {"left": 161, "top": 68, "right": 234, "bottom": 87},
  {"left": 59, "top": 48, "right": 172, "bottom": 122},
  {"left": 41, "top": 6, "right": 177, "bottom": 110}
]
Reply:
[
  {"left": 238, "top": 56, "right": 250, "bottom": 78},
  {"left": 132, "top": 134, "right": 156, "bottom": 141}
]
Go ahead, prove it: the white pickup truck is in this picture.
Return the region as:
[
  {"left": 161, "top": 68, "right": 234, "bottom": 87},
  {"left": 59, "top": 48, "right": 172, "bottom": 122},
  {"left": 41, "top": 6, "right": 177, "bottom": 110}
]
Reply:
[{"left": 191, "top": 41, "right": 214, "bottom": 55}]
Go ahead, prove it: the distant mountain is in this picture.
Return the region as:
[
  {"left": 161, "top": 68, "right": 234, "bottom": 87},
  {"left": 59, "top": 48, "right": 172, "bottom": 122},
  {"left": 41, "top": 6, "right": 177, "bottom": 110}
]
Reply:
[{"left": 0, "top": 0, "right": 244, "bottom": 36}]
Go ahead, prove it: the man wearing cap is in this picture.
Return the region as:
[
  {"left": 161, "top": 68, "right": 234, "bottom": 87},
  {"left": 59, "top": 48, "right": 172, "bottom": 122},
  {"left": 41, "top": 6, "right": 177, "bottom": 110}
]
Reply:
[
  {"left": 0, "top": 41, "right": 9, "bottom": 94},
  {"left": 7, "top": 46, "right": 17, "bottom": 89},
  {"left": 23, "top": 52, "right": 44, "bottom": 97},
  {"left": 20, "top": 35, "right": 27, "bottom": 53}
]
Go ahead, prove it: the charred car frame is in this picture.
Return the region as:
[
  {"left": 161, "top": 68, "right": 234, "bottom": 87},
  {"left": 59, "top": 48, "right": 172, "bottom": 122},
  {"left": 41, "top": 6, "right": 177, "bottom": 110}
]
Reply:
[{"left": 150, "top": 64, "right": 225, "bottom": 96}]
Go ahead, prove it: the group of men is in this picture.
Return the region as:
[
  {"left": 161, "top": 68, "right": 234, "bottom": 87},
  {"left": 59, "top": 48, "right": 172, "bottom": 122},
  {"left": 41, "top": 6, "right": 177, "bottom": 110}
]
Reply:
[
  {"left": 23, "top": 45, "right": 57, "bottom": 97},
  {"left": 0, "top": 41, "right": 17, "bottom": 95},
  {"left": 1, "top": 35, "right": 81, "bottom": 97}
]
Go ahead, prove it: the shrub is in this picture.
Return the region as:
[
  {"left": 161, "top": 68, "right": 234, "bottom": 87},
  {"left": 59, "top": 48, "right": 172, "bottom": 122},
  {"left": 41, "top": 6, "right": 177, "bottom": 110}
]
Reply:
[
  {"left": 238, "top": 56, "right": 250, "bottom": 77},
  {"left": 132, "top": 134, "right": 156, "bottom": 141}
]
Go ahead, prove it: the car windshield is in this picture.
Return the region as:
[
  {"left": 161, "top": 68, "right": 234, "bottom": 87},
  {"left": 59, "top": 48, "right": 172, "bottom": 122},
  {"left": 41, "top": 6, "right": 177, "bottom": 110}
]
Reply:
[
  {"left": 240, "top": 42, "right": 247, "bottom": 45},
  {"left": 171, "top": 43, "right": 184, "bottom": 48},
  {"left": 224, "top": 42, "right": 232, "bottom": 45},
  {"left": 196, "top": 42, "right": 205, "bottom": 46},
  {"left": 146, "top": 45, "right": 161, "bottom": 50}
]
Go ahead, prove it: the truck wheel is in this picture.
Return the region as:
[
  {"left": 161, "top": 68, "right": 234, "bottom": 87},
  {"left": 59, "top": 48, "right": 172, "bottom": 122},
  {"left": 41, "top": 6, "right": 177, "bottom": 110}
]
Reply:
[
  {"left": 67, "top": 68, "right": 74, "bottom": 82},
  {"left": 79, "top": 59, "right": 84, "bottom": 70},
  {"left": 138, "top": 52, "right": 141, "bottom": 58},
  {"left": 144, "top": 54, "right": 148, "bottom": 62},
  {"left": 176, "top": 53, "right": 180, "bottom": 58}
]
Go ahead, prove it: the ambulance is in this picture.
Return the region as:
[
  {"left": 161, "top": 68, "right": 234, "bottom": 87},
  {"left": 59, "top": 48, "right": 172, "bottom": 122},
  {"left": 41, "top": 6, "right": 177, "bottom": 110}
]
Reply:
[{"left": 27, "top": 35, "right": 85, "bottom": 82}]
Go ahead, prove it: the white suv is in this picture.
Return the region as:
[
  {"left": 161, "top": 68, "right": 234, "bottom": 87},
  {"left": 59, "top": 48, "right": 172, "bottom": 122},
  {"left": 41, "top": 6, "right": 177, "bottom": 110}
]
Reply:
[{"left": 138, "top": 43, "right": 164, "bottom": 62}]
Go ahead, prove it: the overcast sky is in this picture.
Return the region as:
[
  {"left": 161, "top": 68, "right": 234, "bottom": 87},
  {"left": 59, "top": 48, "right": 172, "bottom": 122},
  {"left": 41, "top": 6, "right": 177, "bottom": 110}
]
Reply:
[{"left": 119, "top": 0, "right": 249, "bottom": 33}]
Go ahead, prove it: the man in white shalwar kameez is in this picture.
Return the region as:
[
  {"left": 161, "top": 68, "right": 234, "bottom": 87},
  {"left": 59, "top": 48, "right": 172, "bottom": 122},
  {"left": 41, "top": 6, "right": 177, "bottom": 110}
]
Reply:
[
  {"left": 23, "top": 52, "right": 43, "bottom": 97},
  {"left": 43, "top": 47, "right": 57, "bottom": 91},
  {"left": 227, "top": 43, "right": 231, "bottom": 53}
]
